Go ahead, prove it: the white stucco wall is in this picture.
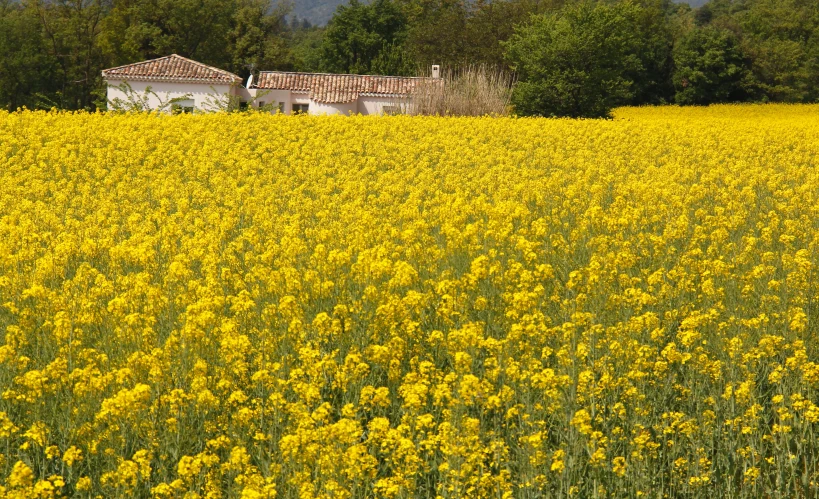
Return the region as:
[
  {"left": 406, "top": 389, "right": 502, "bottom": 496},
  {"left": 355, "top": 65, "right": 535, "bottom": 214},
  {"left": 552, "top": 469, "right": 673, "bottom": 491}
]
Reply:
[
  {"left": 249, "top": 89, "right": 292, "bottom": 113},
  {"left": 310, "top": 101, "right": 357, "bottom": 116},
  {"left": 358, "top": 96, "right": 411, "bottom": 115},
  {"left": 106, "top": 79, "right": 240, "bottom": 112}
]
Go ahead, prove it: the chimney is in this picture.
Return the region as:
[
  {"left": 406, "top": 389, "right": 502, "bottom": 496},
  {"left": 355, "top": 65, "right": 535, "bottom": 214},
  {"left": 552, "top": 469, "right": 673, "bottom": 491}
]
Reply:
[{"left": 431, "top": 65, "right": 440, "bottom": 79}]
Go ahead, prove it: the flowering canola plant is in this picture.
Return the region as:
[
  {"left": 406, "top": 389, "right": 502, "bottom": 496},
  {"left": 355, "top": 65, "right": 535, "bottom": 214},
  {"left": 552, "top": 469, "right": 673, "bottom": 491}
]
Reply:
[{"left": 0, "top": 105, "right": 818, "bottom": 498}]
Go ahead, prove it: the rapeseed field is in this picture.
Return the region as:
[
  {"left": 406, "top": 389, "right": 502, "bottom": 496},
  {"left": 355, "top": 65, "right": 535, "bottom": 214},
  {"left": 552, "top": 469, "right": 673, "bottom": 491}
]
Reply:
[{"left": 0, "top": 105, "right": 817, "bottom": 498}]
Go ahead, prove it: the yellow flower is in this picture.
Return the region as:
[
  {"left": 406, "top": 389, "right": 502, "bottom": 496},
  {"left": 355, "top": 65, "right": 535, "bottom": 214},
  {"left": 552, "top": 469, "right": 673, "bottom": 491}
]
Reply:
[
  {"left": 550, "top": 449, "right": 565, "bottom": 473},
  {"left": 8, "top": 461, "right": 34, "bottom": 488},
  {"left": 744, "top": 466, "right": 760, "bottom": 484},
  {"left": 23, "top": 422, "right": 49, "bottom": 447},
  {"left": 612, "top": 456, "right": 626, "bottom": 476},
  {"left": 61, "top": 446, "right": 82, "bottom": 466},
  {"left": 76, "top": 477, "right": 92, "bottom": 492},
  {"left": 1, "top": 104, "right": 819, "bottom": 497}
]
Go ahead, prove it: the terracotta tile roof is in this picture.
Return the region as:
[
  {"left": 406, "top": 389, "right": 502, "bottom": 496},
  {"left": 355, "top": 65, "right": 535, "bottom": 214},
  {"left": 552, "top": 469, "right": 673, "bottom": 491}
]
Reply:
[
  {"left": 102, "top": 54, "right": 242, "bottom": 84},
  {"left": 252, "top": 72, "right": 437, "bottom": 104}
]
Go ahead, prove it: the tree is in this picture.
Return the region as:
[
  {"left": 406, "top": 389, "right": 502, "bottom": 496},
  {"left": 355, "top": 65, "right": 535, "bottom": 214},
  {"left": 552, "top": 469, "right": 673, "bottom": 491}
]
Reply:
[
  {"left": 228, "top": 0, "right": 293, "bottom": 76},
  {"left": 100, "top": 0, "right": 235, "bottom": 67},
  {"left": 672, "top": 26, "right": 753, "bottom": 105},
  {"left": 0, "top": 1, "right": 60, "bottom": 110},
  {"left": 465, "top": 0, "right": 565, "bottom": 68},
  {"left": 693, "top": 3, "right": 712, "bottom": 26},
  {"left": 505, "top": 1, "right": 650, "bottom": 118},
  {"left": 289, "top": 24, "right": 325, "bottom": 72},
  {"left": 734, "top": 0, "right": 818, "bottom": 102},
  {"left": 394, "top": 0, "right": 470, "bottom": 69},
  {"left": 626, "top": 0, "right": 676, "bottom": 104},
  {"left": 27, "top": 0, "right": 113, "bottom": 110},
  {"left": 320, "top": 0, "right": 411, "bottom": 75},
  {"left": 681, "top": 0, "right": 819, "bottom": 103}
]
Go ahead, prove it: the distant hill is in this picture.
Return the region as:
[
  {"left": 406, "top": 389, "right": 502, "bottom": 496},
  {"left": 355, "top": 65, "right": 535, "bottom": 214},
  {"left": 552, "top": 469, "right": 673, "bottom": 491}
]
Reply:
[{"left": 292, "top": 0, "right": 710, "bottom": 26}]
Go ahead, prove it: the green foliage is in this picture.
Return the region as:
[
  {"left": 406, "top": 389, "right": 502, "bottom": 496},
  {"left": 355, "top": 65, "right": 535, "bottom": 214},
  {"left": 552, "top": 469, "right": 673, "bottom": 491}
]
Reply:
[
  {"left": 2, "top": 0, "right": 817, "bottom": 112},
  {"left": 735, "top": 0, "right": 819, "bottom": 102},
  {"left": 101, "top": 0, "right": 234, "bottom": 66},
  {"left": 24, "top": 0, "right": 111, "bottom": 110},
  {"left": 288, "top": 23, "right": 325, "bottom": 72},
  {"left": 0, "top": 3, "right": 59, "bottom": 110},
  {"left": 503, "top": 0, "right": 817, "bottom": 114},
  {"left": 692, "top": 0, "right": 819, "bottom": 103},
  {"left": 0, "top": 0, "right": 297, "bottom": 111},
  {"left": 228, "top": 0, "right": 293, "bottom": 75},
  {"left": 320, "top": 0, "right": 411, "bottom": 75},
  {"left": 626, "top": 0, "right": 677, "bottom": 105},
  {"left": 395, "top": 0, "right": 471, "bottom": 69},
  {"left": 465, "top": 0, "right": 567, "bottom": 68},
  {"left": 505, "top": 1, "right": 654, "bottom": 118},
  {"left": 100, "top": 0, "right": 293, "bottom": 77},
  {"left": 673, "top": 26, "right": 753, "bottom": 105}
]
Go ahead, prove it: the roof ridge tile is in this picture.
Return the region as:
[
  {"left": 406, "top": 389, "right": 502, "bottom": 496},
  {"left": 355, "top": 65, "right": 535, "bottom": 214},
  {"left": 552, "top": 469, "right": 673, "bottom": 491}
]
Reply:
[
  {"left": 101, "top": 54, "right": 242, "bottom": 84},
  {"left": 252, "top": 71, "right": 436, "bottom": 104}
]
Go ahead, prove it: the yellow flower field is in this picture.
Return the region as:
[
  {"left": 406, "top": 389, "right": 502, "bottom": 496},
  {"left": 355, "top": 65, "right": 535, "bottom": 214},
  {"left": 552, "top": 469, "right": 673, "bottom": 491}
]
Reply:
[{"left": 0, "top": 105, "right": 817, "bottom": 498}]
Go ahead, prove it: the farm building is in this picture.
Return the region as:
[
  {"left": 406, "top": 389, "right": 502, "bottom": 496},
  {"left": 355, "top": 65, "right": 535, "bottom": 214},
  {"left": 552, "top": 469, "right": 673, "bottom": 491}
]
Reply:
[{"left": 102, "top": 54, "right": 439, "bottom": 115}]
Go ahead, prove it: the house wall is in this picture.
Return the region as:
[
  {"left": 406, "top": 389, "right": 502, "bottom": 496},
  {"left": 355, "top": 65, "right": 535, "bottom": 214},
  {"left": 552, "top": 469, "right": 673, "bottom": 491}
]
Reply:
[
  {"left": 106, "top": 80, "right": 239, "bottom": 112},
  {"left": 250, "top": 89, "right": 292, "bottom": 113},
  {"left": 310, "top": 101, "right": 357, "bottom": 116},
  {"left": 108, "top": 78, "right": 415, "bottom": 115},
  {"left": 358, "top": 96, "right": 410, "bottom": 115}
]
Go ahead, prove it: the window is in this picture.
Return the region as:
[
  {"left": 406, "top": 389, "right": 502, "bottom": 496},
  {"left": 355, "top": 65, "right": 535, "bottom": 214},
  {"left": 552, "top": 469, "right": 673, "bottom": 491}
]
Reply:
[
  {"left": 278, "top": 102, "right": 285, "bottom": 114},
  {"left": 258, "top": 101, "right": 265, "bottom": 108},
  {"left": 239, "top": 101, "right": 249, "bottom": 111},
  {"left": 171, "top": 99, "right": 195, "bottom": 114},
  {"left": 171, "top": 104, "right": 194, "bottom": 114},
  {"left": 292, "top": 103, "right": 309, "bottom": 115}
]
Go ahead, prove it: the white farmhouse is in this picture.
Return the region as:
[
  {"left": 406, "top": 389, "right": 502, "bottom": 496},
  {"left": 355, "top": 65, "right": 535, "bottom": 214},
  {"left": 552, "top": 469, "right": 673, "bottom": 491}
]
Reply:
[
  {"left": 102, "top": 54, "right": 246, "bottom": 113},
  {"left": 247, "top": 70, "right": 436, "bottom": 115},
  {"left": 102, "top": 54, "right": 440, "bottom": 115}
]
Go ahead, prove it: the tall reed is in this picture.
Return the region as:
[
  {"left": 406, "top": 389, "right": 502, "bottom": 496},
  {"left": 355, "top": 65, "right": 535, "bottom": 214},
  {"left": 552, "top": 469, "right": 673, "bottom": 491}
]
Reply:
[{"left": 404, "top": 65, "right": 515, "bottom": 117}]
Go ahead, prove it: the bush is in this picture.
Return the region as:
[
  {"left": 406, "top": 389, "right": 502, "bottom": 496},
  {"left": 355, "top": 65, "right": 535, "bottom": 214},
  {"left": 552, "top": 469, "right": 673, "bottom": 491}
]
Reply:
[
  {"left": 673, "top": 26, "right": 754, "bottom": 105},
  {"left": 504, "top": 1, "right": 660, "bottom": 118}
]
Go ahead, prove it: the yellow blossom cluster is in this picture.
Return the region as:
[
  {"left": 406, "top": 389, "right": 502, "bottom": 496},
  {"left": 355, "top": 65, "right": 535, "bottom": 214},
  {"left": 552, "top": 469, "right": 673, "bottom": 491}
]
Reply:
[{"left": 0, "top": 105, "right": 818, "bottom": 497}]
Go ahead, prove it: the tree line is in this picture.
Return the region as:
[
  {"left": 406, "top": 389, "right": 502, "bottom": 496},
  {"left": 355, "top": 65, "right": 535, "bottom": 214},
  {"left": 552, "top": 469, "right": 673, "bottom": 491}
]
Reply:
[{"left": 1, "top": 0, "right": 817, "bottom": 117}]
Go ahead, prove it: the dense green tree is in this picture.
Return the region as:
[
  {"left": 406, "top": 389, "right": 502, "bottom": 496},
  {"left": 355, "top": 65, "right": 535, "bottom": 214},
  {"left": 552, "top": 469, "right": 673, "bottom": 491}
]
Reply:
[
  {"left": 394, "top": 0, "right": 470, "bottom": 68},
  {"left": 465, "top": 0, "right": 565, "bottom": 68},
  {"left": 288, "top": 24, "right": 325, "bottom": 72},
  {"left": 672, "top": 26, "right": 753, "bottom": 104},
  {"left": 2, "top": 0, "right": 818, "bottom": 111},
  {"left": 25, "top": 0, "right": 112, "bottom": 110},
  {"left": 626, "top": 0, "right": 677, "bottom": 104},
  {"left": 505, "top": 1, "right": 656, "bottom": 118},
  {"left": 690, "top": 0, "right": 819, "bottom": 102},
  {"left": 100, "top": 0, "right": 235, "bottom": 67},
  {"left": 320, "top": 0, "right": 411, "bottom": 75},
  {"left": 693, "top": 4, "right": 713, "bottom": 26},
  {"left": 735, "top": 0, "right": 819, "bottom": 102},
  {"left": 227, "top": 0, "right": 293, "bottom": 76},
  {"left": 0, "top": 2, "right": 60, "bottom": 110}
]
